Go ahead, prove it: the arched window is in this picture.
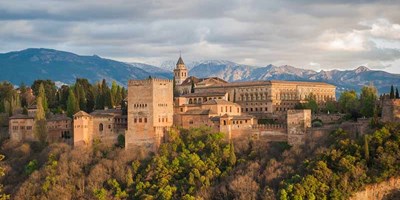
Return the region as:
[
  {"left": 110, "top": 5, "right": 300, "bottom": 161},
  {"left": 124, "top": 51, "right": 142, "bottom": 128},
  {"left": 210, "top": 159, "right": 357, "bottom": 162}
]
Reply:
[{"left": 99, "top": 123, "right": 104, "bottom": 132}]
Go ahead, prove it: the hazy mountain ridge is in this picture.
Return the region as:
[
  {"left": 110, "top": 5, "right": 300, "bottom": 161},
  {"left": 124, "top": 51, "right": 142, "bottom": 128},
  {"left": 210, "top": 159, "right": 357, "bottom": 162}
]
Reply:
[
  {"left": 0, "top": 48, "right": 172, "bottom": 86},
  {"left": 0, "top": 48, "right": 399, "bottom": 94},
  {"left": 187, "top": 63, "right": 400, "bottom": 94}
]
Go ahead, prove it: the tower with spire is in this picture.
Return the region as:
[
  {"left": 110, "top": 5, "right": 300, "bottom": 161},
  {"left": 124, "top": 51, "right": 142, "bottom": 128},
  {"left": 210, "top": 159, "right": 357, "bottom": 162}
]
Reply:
[{"left": 173, "top": 54, "right": 188, "bottom": 85}]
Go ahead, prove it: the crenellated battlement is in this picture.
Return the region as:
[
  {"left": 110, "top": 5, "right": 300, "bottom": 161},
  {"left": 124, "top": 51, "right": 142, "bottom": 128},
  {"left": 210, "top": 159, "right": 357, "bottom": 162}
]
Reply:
[
  {"left": 252, "top": 124, "right": 286, "bottom": 130},
  {"left": 128, "top": 78, "right": 173, "bottom": 86}
]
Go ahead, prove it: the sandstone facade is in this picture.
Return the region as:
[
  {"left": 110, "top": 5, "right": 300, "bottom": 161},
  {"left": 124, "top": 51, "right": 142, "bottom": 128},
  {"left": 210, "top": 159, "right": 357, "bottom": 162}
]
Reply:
[
  {"left": 73, "top": 109, "right": 127, "bottom": 147},
  {"left": 9, "top": 113, "right": 73, "bottom": 143},
  {"left": 125, "top": 78, "right": 173, "bottom": 151},
  {"left": 381, "top": 99, "right": 400, "bottom": 123},
  {"left": 9, "top": 114, "right": 35, "bottom": 142}
]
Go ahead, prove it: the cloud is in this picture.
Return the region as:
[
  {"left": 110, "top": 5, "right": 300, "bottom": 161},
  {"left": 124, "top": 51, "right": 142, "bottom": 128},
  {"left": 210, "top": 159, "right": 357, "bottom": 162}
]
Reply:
[{"left": 0, "top": 0, "right": 399, "bottom": 74}]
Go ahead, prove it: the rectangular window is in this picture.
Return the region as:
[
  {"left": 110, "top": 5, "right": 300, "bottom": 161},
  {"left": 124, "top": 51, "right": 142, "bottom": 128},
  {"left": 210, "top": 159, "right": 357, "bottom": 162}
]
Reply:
[
  {"left": 134, "top": 118, "right": 137, "bottom": 123},
  {"left": 139, "top": 118, "right": 142, "bottom": 123},
  {"left": 144, "top": 118, "right": 147, "bottom": 123}
]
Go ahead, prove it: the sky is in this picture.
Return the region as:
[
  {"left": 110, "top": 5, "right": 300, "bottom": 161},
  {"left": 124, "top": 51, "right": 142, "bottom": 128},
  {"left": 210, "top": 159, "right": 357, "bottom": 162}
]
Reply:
[{"left": 1, "top": 0, "right": 400, "bottom": 73}]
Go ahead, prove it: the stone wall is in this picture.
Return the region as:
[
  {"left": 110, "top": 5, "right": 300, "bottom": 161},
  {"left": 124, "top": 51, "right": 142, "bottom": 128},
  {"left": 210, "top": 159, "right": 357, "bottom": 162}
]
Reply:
[
  {"left": 287, "top": 109, "right": 311, "bottom": 145},
  {"left": 381, "top": 99, "right": 400, "bottom": 123},
  {"left": 312, "top": 113, "right": 344, "bottom": 124}
]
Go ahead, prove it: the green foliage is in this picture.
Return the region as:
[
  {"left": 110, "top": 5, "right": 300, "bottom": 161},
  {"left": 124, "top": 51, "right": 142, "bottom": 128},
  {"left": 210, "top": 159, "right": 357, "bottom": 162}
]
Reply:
[
  {"left": 359, "top": 85, "right": 378, "bottom": 118},
  {"left": 312, "top": 120, "right": 323, "bottom": 127},
  {"left": 67, "top": 89, "right": 79, "bottom": 118},
  {"left": 0, "top": 155, "right": 10, "bottom": 199},
  {"left": 93, "top": 188, "right": 108, "bottom": 200},
  {"left": 280, "top": 123, "right": 400, "bottom": 199},
  {"left": 325, "top": 100, "right": 338, "bottom": 114},
  {"left": 117, "top": 134, "right": 125, "bottom": 148},
  {"left": 396, "top": 87, "right": 399, "bottom": 99},
  {"left": 32, "top": 80, "right": 56, "bottom": 110},
  {"left": 35, "top": 97, "right": 47, "bottom": 145},
  {"left": 41, "top": 154, "right": 58, "bottom": 193},
  {"left": 107, "top": 179, "right": 128, "bottom": 198},
  {"left": 127, "top": 127, "right": 235, "bottom": 199},
  {"left": 390, "top": 85, "right": 395, "bottom": 99},
  {"left": 305, "top": 93, "right": 319, "bottom": 113},
  {"left": 339, "top": 90, "right": 359, "bottom": 116},
  {"left": 0, "top": 81, "right": 20, "bottom": 116},
  {"left": 190, "top": 81, "right": 195, "bottom": 93},
  {"left": 24, "top": 159, "right": 38, "bottom": 175}
]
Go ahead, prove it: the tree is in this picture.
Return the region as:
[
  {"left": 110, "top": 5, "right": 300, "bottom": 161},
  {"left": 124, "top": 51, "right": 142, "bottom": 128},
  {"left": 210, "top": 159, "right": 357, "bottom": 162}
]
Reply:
[
  {"left": 359, "top": 85, "right": 378, "bottom": 117},
  {"left": 35, "top": 96, "right": 47, "bottom": 144},
  {"left": 117, "top": 134, "right": 125, "bottom": 148},
  {"left": 325, "top": 100, "right": 338, "bottom": 114},
  {"left": 338, "top": 90, "right": 360, "bottom": 119},
  {"left": 228, "top": 143, "right": 236, "bottom": 166},
  {"left": 396, "top": 88, "right": 399, "bottom": 99},
  {"left": 67, "top": 89, "right": 79, "bottom": 118},
  {"left": 190, "top": 81, "right": 195, "bottom": 93},
  {"left": 0, "top": 155, "right": 10, "bottom": 199},
  {"left": 37, "top": 83, "right": 48, "bottom": 113},
  {"left": 111, "top": 81, "right": 118, "bottom": 107},
  {"left": 31, "top": 80, "right": 57, "bottom": 109},
  {"left": 0, "top": 81, "right": 15, "bottom": 114},
  {"left": 75, "top": 83, "right": 87, "bottom": 112},
  {"left": 390, "top": 85, "right": 395, "bottom": 99},
  {"left": 305, "top": 93, "right": 318, "bottom": 114},
  {"left": 58, "top": 85, "right": 70, "bottom": 110},
  {"left": 364, "top": 135, "right": 370, "bottom": 163}
]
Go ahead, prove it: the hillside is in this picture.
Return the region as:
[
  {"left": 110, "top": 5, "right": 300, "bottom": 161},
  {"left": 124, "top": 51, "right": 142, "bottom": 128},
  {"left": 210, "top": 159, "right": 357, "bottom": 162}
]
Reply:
[{"left": 0, "top": 48, "right": 172, "bottom": 86}]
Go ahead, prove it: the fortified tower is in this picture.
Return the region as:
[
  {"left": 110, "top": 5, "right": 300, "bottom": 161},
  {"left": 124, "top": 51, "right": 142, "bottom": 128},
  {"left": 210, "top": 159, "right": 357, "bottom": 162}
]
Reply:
[
  {"left": 173, "top": 55, "right": 188, "bottom": 85},
  {"left": 125, "top": 78, "right": 174, "bottom": 151},
  {"left": 73, "top": 111, "right": 93, "bottom": 147}
]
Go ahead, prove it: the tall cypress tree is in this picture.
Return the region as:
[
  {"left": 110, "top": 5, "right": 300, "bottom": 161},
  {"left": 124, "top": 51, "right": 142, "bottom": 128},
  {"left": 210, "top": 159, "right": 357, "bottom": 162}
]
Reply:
[
  {"left": 396, "top": 88, "right": 399, "bottom": 99},
  {"left": 111, "top": 81, "right": 118, "bottom": 107},
  {"left": 190, "top": 81, "right": 195, "bottom": 93},
  {"left": 67, "top": 89, "right": 79, "bottom": 118},
  {"left": 75, "top": 83, "right": 87, "bottom": 112},
  {"left": 390, "top": 85, "right": 395, "bottom": 99},
  {"left": 38, "top": 83, "right": 48, "bottom": 113},
  {"left": 35, "top": 96, "right": 47, "bottom": 144}
]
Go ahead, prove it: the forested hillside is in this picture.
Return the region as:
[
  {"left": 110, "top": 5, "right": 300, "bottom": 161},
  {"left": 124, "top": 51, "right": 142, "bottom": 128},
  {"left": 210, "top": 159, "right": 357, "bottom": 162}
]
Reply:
[{"left": 1, "top": 122, "right": 399, "bottom": 199}]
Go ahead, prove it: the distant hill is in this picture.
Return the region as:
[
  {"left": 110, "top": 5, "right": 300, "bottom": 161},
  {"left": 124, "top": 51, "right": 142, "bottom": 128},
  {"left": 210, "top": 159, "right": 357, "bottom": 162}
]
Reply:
[
  {"left": 0, "top": 48, "right": 172, "bottom": 86},
  {"left": 0, "top": 48, "right": 399, "bottom": 94}
]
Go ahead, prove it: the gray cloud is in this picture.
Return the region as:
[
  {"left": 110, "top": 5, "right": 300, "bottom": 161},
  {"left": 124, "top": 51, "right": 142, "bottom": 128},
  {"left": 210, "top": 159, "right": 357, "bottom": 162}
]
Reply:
[{"left": 0, "top": 0, "right": 399, "bottom": 73}]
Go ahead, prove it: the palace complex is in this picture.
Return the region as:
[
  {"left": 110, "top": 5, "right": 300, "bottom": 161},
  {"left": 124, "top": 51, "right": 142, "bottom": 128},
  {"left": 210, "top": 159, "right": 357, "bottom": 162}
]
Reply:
[{"left": 9, "top": 55, "right": 344, "bottom": 151}]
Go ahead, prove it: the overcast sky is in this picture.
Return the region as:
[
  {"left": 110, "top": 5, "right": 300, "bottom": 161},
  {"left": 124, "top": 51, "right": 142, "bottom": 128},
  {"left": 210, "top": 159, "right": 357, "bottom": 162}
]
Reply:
[{"left": 1, "top": 0, "right": 400, "bottom": 73}]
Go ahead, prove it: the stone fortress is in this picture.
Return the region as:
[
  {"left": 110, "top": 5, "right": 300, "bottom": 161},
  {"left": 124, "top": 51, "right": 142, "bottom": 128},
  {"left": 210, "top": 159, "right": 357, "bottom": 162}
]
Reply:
[
  {"left": 73, "top": 57, "right": 335, "bottom": 151},
  {"left": 14, "top": 55, "right": 400, "bottom": 151}
]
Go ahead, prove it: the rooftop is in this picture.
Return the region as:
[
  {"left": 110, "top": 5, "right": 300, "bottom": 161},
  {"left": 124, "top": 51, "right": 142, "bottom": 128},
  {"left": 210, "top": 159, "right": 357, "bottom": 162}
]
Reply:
[
  {"left": 199, "top": 80, "right": 335, "bottom": 88},
  {"left": 47, "top": 114, "right": 71, "bottom": 121},
  {"left": 73, "top": 111, "right": 91, "bottom": 117},
  {"left": 9, "top": 114, "right": 34, "bottom": 120},
  {"left": 202, "top": 99, "right": 237, "bottom": 105},
  {"left": 182, "top": 109, "right": 216, "bottom": 115},
  {"left": 182, "top": 92, "right": 227, "bottom": 98}
]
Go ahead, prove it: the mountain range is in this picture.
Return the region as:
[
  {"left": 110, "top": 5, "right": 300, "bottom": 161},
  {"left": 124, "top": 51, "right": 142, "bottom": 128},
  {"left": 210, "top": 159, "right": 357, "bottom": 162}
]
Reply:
[{"left": 0, "top": 48, "right": 399, "bottom": 95}]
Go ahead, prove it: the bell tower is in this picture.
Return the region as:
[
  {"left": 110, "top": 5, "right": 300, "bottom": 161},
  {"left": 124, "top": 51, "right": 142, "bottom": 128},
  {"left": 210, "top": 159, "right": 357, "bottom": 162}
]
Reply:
[{"left": 173, "top": 54, "right": 188, "bottom": 85}]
